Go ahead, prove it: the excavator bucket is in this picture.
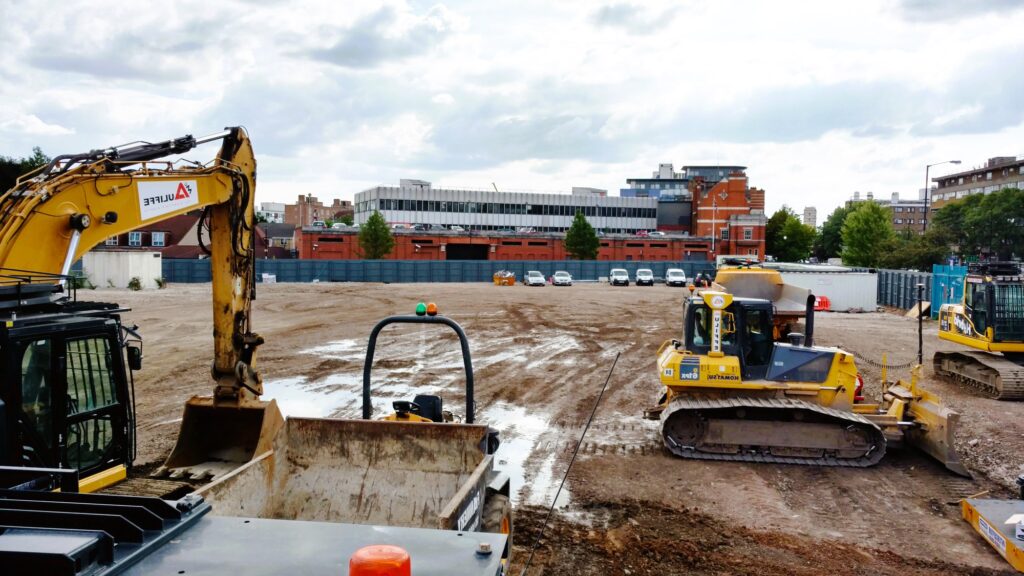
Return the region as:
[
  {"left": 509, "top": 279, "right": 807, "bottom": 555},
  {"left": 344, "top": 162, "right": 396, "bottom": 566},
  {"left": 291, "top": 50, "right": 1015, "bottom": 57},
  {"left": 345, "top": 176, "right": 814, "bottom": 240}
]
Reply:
[
  {"left": 905, "top": 385, "right": 966, "bottom": 475},
  {"left": 159, "top": 397, "right": 284, "bottom": 481}
]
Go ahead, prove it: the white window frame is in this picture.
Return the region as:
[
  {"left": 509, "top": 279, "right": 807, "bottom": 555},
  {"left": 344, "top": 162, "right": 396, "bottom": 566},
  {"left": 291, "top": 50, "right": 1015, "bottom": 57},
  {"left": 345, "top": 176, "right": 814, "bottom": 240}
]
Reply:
[
  {"left": 104, "top": 236, "right": 118, "bottom": 246},
  {"left": 720, "top": 228, "right": 729, "bottom": 240},
  {"left": 151, "top": 231, "right": 166, "bottom": 247},
  {"left": 128, "top": 231, "right": 142, "bottom": 247},
  {"left": 743, "top": 227, "right": 752, "bottom": 240}
]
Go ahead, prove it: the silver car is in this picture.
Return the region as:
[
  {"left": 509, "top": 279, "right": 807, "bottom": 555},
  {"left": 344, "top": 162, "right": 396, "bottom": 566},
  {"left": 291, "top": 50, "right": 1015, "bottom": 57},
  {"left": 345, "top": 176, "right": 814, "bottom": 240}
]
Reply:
[
  {"left": 552, "top": 271, "right": 573, "bottom": 286},
  {"left": 525, "top": 270, "right": 546, "bottom": 286}
]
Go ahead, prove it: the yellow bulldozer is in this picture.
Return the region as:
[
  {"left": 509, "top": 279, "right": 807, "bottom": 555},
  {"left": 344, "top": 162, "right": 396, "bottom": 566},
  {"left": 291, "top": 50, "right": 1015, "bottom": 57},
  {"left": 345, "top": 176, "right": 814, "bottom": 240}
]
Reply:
[{"left": 645, "top": 290, "right": 967, "bottom": 475}]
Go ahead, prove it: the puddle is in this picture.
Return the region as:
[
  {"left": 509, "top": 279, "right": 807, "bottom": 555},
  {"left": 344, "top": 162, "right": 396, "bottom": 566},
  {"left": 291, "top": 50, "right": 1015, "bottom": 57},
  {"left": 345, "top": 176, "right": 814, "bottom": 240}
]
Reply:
[
  {"left": 482, "top": 402, "right": 570, "bottom": 508},
  {"left": 301, "top": 338, "right": 364, "bottom": 360},
  {"left": 262, "top": 376, "right": 361, "bottom": 418}
]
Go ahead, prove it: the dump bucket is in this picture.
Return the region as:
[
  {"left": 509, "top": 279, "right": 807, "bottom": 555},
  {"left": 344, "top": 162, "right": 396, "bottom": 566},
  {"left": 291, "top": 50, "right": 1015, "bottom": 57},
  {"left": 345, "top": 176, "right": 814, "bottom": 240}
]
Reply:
[
  {"left": 198, "top": 417, "right": 494, "bottom": 530},
  {"left": 159, "top": 396, "right": 284, "bottom": 480}
]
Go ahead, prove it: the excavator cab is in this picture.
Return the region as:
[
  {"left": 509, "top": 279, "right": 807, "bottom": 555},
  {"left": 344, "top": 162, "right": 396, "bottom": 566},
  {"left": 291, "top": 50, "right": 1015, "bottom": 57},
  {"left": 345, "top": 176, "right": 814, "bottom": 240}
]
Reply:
[{"left": 0, "top": 282, "right": 135, "bottom": 492}]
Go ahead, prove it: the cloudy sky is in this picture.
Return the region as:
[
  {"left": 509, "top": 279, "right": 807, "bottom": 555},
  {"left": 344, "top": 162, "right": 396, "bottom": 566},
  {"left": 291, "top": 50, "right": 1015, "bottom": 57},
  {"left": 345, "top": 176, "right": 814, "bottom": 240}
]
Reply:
[{"left": 2, "top": 0, "right": 1022, "bottom": 218}]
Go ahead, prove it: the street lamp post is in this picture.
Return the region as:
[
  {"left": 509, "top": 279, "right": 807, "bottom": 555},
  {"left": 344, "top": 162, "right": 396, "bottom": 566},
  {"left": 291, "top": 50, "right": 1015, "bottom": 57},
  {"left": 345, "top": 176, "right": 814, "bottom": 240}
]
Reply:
[{"left": 923, "top": 159, "right": 962, "bottom": 232}]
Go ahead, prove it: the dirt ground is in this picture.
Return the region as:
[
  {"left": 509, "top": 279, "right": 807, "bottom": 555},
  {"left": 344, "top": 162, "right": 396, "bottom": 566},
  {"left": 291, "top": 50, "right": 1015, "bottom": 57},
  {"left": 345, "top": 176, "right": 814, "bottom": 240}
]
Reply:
[{"left": 100, "top": 282, "right": 1024, "bottom": 575}]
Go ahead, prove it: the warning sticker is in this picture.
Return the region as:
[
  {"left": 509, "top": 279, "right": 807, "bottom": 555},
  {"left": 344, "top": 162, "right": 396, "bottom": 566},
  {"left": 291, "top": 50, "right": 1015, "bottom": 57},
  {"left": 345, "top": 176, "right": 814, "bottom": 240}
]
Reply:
[{"left": 138, "top": 180, "right": 199, "bottom": 221}]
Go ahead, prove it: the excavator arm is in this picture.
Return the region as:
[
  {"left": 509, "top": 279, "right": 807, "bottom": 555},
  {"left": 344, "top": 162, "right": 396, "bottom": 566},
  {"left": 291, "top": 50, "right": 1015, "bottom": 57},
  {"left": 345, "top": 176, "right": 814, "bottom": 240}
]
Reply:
[{"left": 0, "top": 127, "right": 282, "bottom": 478}]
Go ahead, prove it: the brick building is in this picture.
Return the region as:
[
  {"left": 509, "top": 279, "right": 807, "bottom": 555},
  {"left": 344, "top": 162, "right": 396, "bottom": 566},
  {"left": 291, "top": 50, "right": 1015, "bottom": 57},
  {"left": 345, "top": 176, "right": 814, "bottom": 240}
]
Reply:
[
  {"left": 97, "top": 211, "right": 287, "bottom": 258},
  {"left": 930, "top": 156, "right": 1024, "bottom": 210},
  {"left": 284, "top": 195, "right": 354, "bottom": 227},
  {"left": 691, "top": 173, "right": 766, "bottom": 259},
  {"left": 846, "top": 191, "right": 928, "bottom": 234},
  {"left": 294, "top": 229, "right": 713, "bottom": 262}
]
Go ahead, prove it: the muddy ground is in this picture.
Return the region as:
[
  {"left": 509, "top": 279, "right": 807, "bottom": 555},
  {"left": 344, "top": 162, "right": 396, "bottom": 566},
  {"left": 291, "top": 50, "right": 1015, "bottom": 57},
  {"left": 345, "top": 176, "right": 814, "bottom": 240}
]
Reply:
[{"left": 102, "top": 282, "right": 1023, "bottom": 574}]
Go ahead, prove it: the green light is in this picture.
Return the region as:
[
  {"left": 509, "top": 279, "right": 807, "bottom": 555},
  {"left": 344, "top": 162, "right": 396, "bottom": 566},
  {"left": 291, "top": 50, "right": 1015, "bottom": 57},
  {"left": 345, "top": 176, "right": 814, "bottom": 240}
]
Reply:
[{"left": 415, "top": 302, "right": 427, "bottom": 316}]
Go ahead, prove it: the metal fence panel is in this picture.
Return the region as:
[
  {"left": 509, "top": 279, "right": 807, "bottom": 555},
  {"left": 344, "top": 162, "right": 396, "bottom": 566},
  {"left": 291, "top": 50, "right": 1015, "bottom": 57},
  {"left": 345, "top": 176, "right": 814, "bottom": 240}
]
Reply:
[
  {"left": 930, "top": 265, "right": 967, "bottom": 319},
  {"left": 161, "top": 258, "right": 716, "bottom": 284}
]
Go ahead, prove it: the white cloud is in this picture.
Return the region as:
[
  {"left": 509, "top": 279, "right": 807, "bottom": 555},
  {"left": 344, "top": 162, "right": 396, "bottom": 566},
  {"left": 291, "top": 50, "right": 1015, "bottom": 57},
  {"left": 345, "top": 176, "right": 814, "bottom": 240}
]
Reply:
[
  {"left": 0, "top": 113, "right": 74, "bottom": 136},
  {"left": 1, "top": 0, "right": 1023, "bottom": 218}
]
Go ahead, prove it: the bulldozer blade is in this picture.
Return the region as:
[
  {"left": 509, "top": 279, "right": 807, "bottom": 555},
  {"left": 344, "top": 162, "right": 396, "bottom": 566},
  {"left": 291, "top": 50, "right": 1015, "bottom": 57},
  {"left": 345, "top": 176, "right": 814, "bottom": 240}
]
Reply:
[
  {"left": 904, "top": 393, "right": 970, "bottom": 477},
  {"left": 159, "top": 396, "right": 284, "bottom": 480}
]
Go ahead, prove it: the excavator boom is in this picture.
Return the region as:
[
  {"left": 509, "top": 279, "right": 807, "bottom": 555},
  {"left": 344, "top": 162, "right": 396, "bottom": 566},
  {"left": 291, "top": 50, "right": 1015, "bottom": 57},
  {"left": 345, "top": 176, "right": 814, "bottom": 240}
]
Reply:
[{"left": 0, "top": 127, "right": 281, "bottom": 482}]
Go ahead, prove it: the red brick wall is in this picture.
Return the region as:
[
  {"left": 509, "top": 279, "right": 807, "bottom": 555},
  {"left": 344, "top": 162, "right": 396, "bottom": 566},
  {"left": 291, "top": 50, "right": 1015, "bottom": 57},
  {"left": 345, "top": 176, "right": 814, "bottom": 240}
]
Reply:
[{"left": 295, "top": 230, "right": 713, "bottom": 261}]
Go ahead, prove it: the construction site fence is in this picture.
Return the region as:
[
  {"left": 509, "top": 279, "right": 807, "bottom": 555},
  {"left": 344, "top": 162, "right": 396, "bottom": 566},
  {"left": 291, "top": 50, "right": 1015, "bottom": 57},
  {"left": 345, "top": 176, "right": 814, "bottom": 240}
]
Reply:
[
  {"left": 874, "top": 265, "right": 967, "bottom": 318},
  {"left": 160, "top": 259, "right": 715, "bottom": 284}
]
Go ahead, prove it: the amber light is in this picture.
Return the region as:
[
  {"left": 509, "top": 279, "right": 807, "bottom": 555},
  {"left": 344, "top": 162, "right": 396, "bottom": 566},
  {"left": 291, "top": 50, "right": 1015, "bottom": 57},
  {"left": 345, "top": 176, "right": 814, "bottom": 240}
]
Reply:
[
  {"left": 426, "top": 302, "right": 438, "bottom": 316},
  {"left": 349, "top": 545, "right": 411, "bottom": 576}
]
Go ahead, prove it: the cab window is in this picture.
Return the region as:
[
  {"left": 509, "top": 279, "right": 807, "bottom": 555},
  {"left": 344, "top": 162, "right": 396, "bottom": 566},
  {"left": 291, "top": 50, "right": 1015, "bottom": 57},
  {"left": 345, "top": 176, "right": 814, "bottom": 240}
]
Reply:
[
  {"left": 65, "top": 337, "right": 119, "bottom": 473},
  {"left": 20, "top": 339, "right": 54, "bottom": 461}
]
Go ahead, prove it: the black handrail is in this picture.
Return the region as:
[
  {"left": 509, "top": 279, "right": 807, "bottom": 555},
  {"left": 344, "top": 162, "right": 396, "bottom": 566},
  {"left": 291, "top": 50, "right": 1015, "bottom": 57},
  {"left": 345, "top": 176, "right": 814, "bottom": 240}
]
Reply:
[{"left": 362, "top": 315, "right": 474, "bottom": 423}]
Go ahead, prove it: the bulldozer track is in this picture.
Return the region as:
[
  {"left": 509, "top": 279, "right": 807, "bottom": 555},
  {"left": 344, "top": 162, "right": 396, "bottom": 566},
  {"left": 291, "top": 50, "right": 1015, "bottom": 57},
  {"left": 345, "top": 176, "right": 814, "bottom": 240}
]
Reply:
[
  {"left": 933, "top": 350, "right": 1024, "bottom": 400},
  {"left": 660, "top": 397, "right": 887, "bottom": 468}
]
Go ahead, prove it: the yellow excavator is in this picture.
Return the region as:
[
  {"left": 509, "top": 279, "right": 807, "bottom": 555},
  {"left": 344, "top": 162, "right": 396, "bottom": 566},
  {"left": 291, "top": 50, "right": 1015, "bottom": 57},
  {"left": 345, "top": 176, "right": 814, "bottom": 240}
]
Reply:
[
  {"left": 0, "top": 130, "right": 513, "bottom": 573},
  {"left": 934, "top": 262, "right": 1024, "bottom": 399},
  {"left": 0, "top": 127, "right": 280, "bottom": 492},
  {"left": 645, "top": 290, "right": 967, "bottom": 475}
]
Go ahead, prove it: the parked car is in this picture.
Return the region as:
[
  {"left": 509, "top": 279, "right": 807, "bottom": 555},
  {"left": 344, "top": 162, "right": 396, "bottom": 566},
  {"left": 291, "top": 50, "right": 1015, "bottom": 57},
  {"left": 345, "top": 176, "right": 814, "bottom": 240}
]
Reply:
[
  {"left": 552, "top": 271, "right": 573, "bottom": 286},
  {"left": 496, "top": 227, "right": 515, "bottom": 233},
  {"left": 429, "top": 224, "right": 447, "bottom": 231},
  {"left": 413, "top": 223, "right": 429, "bottom": 231},
  {"left": 635, "top": 268, "right": 655, "bottom": 286},
  {"left": 517, "top": 227, "right": 536, "bottom": 234},
  {"left": 331, "top": 222, "right": 347, "bottom": 229},
  {"left": 609, "top": 268, "right": 630, "bottom": 286},
  {"left": 665, "top": 268, "right": 687, "bottom": 286},
  {"left": 449, "top": 225, "right": 465, "bottom": 232},
  {"left": 311, "top": 220, "right": 326, "bottom": 228},
  {"left": 635, "top": 230, "right": 649, "bottom": 237},
  {"left": 649, "top": 231, "right": 666, "bottom": 236},
  {"left": 524, "top": 270, "right": 546, "bottom": 286}
]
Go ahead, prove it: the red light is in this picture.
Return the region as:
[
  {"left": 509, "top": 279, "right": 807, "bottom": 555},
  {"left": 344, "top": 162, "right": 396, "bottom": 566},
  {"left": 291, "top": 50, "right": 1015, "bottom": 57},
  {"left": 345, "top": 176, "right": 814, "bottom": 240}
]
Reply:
[
  {"left": 426, "top": 302, "right": 438, "bottom": 316},
  {"left": 350, "top": 544, "right": 411, "bottom": 576}
]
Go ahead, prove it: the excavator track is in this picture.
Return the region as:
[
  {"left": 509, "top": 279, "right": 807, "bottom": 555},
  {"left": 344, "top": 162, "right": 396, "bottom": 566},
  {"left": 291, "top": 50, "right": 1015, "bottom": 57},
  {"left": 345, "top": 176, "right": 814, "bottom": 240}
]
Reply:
[
  {"left": 660, "top": 397, "right": 886, "bottom": 467},
  {"left": 933, "top": 351, "right": 1024, "bottom": 400}
]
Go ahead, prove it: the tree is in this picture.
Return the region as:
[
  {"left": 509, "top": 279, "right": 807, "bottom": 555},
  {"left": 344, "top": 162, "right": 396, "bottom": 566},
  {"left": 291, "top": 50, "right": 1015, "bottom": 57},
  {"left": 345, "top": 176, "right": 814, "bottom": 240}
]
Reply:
[
  {"left": 1, "top": 147, "right": 50, "bottom": 192},
  {"left": 357, "top": 211, "right": 395, "bottom": 259},
  {"left": 338, "top": 214, "right": 354, "bottom": 226},
  {"left": 564, "top": 211, "right": 599, "bottom": 259},
  {"left": 766, "top": 206, "right": 816, "bottom": 262},
  {"left": 841, "top": 202, "right": 894, "bottom": 267},
  {"left": 813, "top": 205, "right": 852, "bottom": 260}
]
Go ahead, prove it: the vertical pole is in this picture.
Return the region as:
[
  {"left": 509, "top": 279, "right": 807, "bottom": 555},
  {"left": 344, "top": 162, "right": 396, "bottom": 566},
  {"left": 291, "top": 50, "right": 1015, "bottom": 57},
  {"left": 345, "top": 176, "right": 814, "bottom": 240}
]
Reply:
[
  {"left": 923, "top": 165, "right": 930, "bottom": 232},
  {"left": 917, "top": 283, "right": 924, "bottom": 365}
]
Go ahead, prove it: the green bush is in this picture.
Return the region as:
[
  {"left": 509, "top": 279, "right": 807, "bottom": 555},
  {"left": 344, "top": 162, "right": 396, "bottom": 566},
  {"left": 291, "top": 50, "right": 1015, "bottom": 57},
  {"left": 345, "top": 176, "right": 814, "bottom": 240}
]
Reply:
[
  {"left": 155, "top": 277, "right": 167, "bottom": 289},
  {"left": 127, "top": 277, "right": 143, "bottom": 291}
]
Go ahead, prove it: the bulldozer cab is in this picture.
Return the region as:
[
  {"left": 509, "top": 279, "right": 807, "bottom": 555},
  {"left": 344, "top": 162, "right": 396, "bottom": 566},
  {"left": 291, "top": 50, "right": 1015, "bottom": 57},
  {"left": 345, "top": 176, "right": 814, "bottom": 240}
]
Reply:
[
  {"left": 683, "top": 297, "right": 774, "bottom": 380},
  {"left": 0, "top": 303, "right": 135, "bottom": 489}
]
